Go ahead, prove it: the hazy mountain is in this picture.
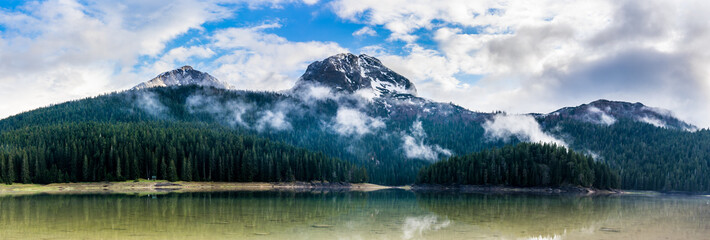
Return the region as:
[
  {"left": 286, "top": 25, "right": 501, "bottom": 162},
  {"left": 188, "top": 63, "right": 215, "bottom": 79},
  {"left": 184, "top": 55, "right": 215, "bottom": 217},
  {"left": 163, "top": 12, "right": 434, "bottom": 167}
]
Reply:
[{"left": 538, "top": 99, "right": 696, "bottom": 131}]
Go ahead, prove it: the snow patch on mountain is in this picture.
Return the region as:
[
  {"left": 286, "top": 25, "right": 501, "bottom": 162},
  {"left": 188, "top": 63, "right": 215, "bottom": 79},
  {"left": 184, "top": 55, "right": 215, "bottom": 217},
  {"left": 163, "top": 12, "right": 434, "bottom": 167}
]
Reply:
[{"left": 293, "top": 53, "right": 417, "bottom": 98}]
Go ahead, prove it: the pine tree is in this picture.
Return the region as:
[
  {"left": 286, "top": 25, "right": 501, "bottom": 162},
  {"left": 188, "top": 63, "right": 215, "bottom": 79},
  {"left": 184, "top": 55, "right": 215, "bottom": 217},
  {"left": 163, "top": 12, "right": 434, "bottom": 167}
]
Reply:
[
  {"left": 0, "top": 154, "right": 6, "bottom": 184},
  {"left": 115, "top": 156, "right": 122, "bottom": 181},
  {"left": 160, "top": 157, "right": 168, "bottom": 180},
  {"left": 82, "top": 155, "right": 90, "bottom": 182},
  {"left": 6, "top": 154, "right": 14, "bottom": 184},
  {"left": 182, "top": 155, "right": 192, "bottom": 181},
  {"left": 167, "top": 158, "right": 178, "bottom": 182},
  {"left": 131, "top": 157, "right": 140, "bottom": 180},
  {"left": 21, "top": 152, "right": 31, "bottom": 184}
]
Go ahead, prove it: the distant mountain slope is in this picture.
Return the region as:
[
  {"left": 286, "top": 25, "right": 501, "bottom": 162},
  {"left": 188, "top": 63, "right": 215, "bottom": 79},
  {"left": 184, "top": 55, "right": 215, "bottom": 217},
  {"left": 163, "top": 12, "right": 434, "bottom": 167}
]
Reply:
[
  {"left": 539, "top": 99, "right": 696, "bottom": 130},
  {"left": 133, "top": 66, "right": 233, "bottom": 90},
  {"left": 1, "top": 53, "right": 708, "bottom": 191}
]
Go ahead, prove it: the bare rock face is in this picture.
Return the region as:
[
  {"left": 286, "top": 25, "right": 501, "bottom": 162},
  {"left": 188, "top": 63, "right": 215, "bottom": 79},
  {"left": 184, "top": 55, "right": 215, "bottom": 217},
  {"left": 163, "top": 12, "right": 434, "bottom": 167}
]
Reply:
[
  {"left": 133, "top": 66, "right": 233, "bottom": 90},
  {"left": 293, "top": 53, "right": 417, "bottom": 98}
]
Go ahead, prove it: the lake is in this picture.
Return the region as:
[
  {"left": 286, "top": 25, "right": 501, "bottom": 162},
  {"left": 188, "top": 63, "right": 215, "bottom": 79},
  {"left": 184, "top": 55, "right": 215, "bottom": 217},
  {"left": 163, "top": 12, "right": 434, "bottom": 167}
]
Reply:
[{"left": 0, "top": 190, "right": 708, "bottom": 239}]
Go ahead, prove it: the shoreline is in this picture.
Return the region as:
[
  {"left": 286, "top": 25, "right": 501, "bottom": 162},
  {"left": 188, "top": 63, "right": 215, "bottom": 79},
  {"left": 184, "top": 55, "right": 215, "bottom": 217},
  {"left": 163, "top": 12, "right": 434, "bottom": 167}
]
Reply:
[
  {"left": 0, "top": 180, "right": 401, "bottom": 196},
  {"left": 410, "top": 184, "right": 623, "bottom": 195},
  {"left": 4, "top": 181, "right": 700, "bottom": 196}
]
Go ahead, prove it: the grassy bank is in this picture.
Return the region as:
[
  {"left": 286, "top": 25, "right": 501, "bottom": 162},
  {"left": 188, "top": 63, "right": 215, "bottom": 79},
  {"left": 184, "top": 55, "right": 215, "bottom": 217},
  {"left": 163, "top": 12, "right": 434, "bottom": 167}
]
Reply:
[
  {"left": 0, "top": 180, "right": 398, "bottom": 196},
  {"left": 411, "top": 184, "right": 623, "bottom": 195}
]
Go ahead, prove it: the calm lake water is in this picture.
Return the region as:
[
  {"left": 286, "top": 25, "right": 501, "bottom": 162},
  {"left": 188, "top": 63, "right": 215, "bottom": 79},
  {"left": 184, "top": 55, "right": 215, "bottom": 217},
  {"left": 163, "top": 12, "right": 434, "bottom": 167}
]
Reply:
[{"left": 0, "top": 190, "right": 708, "bottom": 240}]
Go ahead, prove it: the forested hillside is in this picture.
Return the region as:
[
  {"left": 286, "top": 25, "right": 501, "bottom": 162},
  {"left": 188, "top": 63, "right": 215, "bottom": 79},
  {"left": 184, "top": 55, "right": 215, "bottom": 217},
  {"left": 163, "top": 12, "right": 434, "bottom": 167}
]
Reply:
[
  {"left": 1, "top": 85, "right": 709, "bottom": 191},
  {"left": 0, "top": 122, "right": 367, "bottom": 184},
  {"left": 544, "top": 119, "right": 710, "bottom": 191},
  {"left": 417, "top": 143, "right": 620, "bottom": 189},
  {"left": 0, "top": 86, "right": 503, "bottom": 185}
]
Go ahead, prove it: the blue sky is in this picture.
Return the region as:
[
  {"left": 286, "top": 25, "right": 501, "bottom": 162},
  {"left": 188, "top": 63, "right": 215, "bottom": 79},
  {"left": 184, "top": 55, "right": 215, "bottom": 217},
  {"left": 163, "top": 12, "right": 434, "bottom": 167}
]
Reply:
[{"left": 1, "top": 0, "right": 709, "bottom": 127}]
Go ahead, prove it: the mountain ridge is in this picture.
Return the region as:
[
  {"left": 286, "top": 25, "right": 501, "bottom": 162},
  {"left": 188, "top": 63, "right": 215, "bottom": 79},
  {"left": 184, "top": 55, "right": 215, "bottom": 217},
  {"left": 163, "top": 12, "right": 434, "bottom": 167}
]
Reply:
[{"left": 1, "top": 53, "right": 707, "bottom": 189}]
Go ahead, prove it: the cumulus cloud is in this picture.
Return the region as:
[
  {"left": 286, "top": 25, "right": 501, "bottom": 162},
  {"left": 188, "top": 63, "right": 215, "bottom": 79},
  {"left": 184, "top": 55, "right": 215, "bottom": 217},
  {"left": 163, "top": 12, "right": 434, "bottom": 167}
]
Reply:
[
  {"left": 0, "top": 0, "right": 229, "bottom": 119},
  {"left": 3, "top": 0, "right": 710, "bottom": 130},
  {"left": 352, "top": 26, "right": 377, "bottom": 37},
  {"left": 401, "top": 121, "right": 452, "bottom": 161},
  {"left": 146, "top": 46, "right": 216, "bottom": 74},
  {"left": 209, "top": 22, "right": 347, "bottom": 91},
  {"left": 483, "top": 114, "right": 566, "bottom": 146},
  {"left": 332, "top": 107, "right": 385, "bottom": 136},
  {"left": 335, "top": 0, "right": 710, "bottom": 128}
]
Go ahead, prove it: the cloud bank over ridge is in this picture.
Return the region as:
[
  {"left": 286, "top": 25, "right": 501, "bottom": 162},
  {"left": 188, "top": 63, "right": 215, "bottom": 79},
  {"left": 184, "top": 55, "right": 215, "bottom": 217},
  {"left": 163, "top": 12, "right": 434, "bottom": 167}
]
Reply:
[{"left": 1, "top": 0, "right": 709, "bottom": 128}]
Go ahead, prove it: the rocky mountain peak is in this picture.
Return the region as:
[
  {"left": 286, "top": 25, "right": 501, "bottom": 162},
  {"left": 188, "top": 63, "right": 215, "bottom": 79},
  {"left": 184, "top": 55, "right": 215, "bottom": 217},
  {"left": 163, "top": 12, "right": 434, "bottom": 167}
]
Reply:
[
  {"left": 293, "top": 53, "right": 417, "bottom": 98},
  {"left": 133, "top": 66, "right": 232, "bottom": 90}
]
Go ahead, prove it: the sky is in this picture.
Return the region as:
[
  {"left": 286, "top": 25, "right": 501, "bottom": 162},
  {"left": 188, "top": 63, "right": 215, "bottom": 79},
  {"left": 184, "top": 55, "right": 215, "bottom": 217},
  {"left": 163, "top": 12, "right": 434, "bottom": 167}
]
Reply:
[{"left": 1, "top": 0, "right": 709, "bottom": 127}]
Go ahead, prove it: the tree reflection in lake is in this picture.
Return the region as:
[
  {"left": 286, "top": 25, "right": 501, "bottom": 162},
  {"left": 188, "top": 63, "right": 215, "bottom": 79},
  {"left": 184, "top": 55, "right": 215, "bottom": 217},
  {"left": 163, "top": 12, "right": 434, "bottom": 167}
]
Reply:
[{"left": 0, "top": 190, "right": 707, "bottom": 239}]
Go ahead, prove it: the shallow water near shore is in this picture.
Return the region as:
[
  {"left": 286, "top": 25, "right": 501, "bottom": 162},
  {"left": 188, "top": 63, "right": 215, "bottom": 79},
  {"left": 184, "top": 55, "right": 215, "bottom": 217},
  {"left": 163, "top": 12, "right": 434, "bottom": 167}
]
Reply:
[{"left": 0, "top": 190, "right": 708, "bottom": 240}]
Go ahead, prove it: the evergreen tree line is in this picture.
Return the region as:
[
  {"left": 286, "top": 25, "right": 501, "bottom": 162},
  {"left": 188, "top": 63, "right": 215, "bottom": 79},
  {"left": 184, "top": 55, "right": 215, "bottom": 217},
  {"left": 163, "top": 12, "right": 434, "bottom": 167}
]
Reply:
[
  {"left": 0, "top": 86, "right": 499, "bottom": 185},
  {"left": 416, "top": 143, "right": 620, "bottom": 189},
  {"left": 1, "top": 86, "right": 707, "bottom": 191},
  {"left": 541, "top": 120, "right": 710, "bottom": 192},
  {"left": 0, "top": 122, "right": 367, "bottom": 184}
]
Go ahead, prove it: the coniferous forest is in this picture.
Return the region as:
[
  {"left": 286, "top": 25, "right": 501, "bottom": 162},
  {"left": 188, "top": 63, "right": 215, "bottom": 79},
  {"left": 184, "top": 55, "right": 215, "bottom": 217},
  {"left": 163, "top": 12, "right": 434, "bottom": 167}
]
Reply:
[
  {"left": 0, "top": 86, "right": 708, "bottom": 191},
  {"left": 417, "top": 143, "right": 620, "bottom": 189},
  {"left": 0, "top": 122, "right": 367, "bottom": 184}
]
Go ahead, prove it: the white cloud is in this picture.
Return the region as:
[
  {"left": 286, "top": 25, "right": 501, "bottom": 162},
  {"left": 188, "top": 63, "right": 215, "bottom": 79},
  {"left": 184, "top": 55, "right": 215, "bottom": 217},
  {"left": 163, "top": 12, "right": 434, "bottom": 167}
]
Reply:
[
  {"left": 209, "top": 22, "right": 348, "bottom": 91},
  {"left": 332, "top": 107, "right": 385, "bottom": 136},
  {"left": 257, "top": 110, "right": 291, "bottom": 130},
  {"left": 338, "top": 0, "right": 710, "bottom": 128},
  {"left": 638, "top": 116, "right": 667, "bottom": 128},
  {"left": 401, "top": 121, "right": 452, "bottom": 161},
  {"left": 0, "top": 0, "right": 229, "bottom": 119},
  {"left": 352, "top": 26, "right": 377, "bottom": 37},
  {"left": 256, "top": 102, "right": 292, "bottom": 131},
  {"left": 483, "top": 114, "right": 566, "bottom": 146},
  {"left": 586, "top": 106, "right": 616, "bottom": 126},
  {"left": 185, "top": 93, "right": 252, "bottom": 128},
  {"left": 147, "top": 46, "right": 216, "bottom": 74},
  {"left": 2, "top": 0, "right": 710, "bottom": 130},
  {"left": 135, "top": 91, "right": 168, "bottom": 118}
]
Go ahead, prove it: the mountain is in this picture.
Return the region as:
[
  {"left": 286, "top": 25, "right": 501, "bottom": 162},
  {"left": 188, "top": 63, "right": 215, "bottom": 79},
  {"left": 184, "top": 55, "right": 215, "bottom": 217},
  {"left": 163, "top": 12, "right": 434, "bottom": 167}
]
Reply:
[
  {"left": 293, "top": 53, "right": 417, "bottom": 98},
  {"left": 539, "top": 99, "right": 696, "bottom": 131},
  {"left": 0, "top": 53, "right": 709, "bottom": 191},
  {"left": 133, "top": 65, "right": 233, "bottom": 90}
]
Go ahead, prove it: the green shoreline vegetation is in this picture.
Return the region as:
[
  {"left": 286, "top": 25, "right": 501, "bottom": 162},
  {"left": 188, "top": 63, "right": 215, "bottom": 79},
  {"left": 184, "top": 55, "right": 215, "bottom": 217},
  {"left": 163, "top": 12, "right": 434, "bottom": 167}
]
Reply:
[
  {"left": 0, "top": 121, "right": 634, "bottom": 194},
  {"left": 0, "top": 122, "right": 367, "bottom": 185},
  {"left": 0, "top": 180, "right": 397, "bottom": 195},
  {"left": 417, "top": 143, "right": 619, "bottom": 190}
]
